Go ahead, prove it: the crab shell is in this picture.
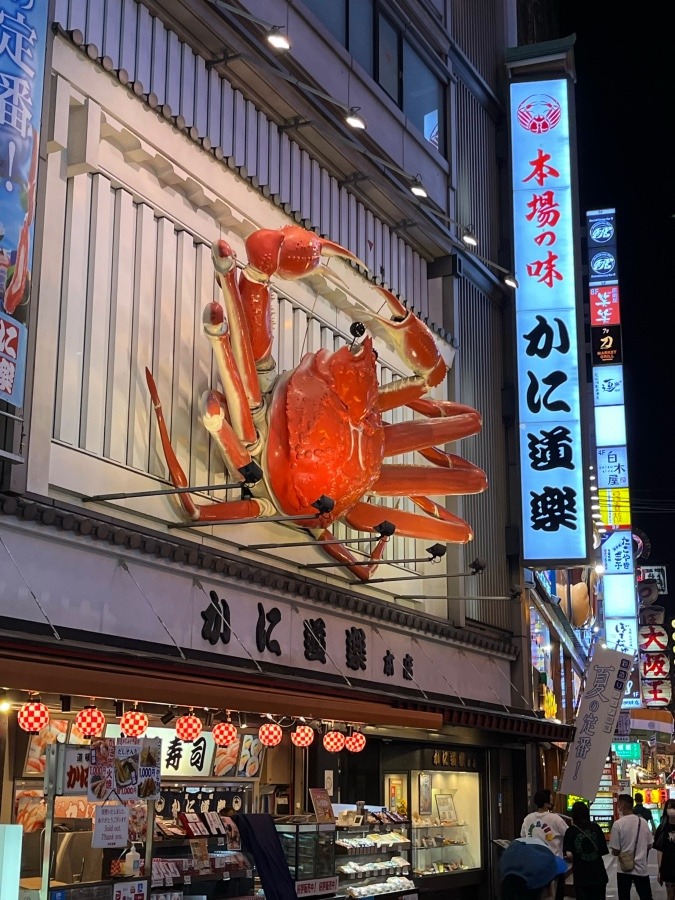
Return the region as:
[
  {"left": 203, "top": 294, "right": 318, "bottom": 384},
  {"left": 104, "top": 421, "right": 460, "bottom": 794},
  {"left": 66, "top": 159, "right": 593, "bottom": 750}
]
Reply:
[{"left": 266, "top": 336, "right": 384, "bottom": 521}]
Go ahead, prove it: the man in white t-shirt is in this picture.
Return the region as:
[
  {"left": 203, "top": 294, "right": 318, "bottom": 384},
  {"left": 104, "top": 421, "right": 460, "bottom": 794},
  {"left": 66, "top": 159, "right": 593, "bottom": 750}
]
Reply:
[
  {"left": 520, "top": 789, "right": 569, "bottom": 899},
  {"left": 609, "top": 793, "right": 653, "bottom": 899}
]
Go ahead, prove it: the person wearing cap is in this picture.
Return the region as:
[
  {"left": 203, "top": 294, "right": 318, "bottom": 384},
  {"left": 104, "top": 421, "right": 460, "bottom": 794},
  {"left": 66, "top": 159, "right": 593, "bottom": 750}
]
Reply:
[
  {"left": 521, "top": 789, "right": 570, "bottom": 899},
  {"left": 500, "top": 836, "right": 569, "bottom": 900}
]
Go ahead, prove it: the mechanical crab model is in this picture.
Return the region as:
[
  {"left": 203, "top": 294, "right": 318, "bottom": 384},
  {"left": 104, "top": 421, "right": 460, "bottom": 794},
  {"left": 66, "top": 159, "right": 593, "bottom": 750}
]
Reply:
[{"left": 146, "top": 224, "right": 487, "bottom": 581}]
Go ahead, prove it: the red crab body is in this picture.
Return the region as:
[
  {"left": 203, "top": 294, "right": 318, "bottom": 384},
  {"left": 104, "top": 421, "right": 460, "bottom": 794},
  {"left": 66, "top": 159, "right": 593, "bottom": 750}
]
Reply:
[
  {"left": 266, "top": 339, "right": 384, "bottom": 520},
  {"left": 146, "top": 224, "right": 488, "bottom": 581}
]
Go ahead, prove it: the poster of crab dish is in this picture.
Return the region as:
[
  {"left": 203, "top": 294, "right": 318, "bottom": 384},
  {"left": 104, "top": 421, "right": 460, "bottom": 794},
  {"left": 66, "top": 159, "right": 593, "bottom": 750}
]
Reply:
[{"left": 0, "top": 0, "right": 49, "bottom": 408}]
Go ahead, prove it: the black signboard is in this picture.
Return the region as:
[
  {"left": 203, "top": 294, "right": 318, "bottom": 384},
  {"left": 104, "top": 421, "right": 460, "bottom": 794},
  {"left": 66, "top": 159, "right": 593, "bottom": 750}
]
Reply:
[{"left": 592, "top": 325, "right": 623, "bottom": 365}]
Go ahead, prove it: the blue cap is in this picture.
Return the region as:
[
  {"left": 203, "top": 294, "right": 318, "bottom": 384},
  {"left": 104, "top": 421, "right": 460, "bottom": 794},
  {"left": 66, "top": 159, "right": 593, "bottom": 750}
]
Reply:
[{"left": 500, "top": 837, "right": 568, "bottom": 890}]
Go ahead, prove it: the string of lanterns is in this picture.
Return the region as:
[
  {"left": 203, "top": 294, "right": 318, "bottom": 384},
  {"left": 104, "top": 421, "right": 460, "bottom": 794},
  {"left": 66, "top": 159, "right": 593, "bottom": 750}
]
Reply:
[{"left": 15, "top": 697, "right": 366, "bottom": 752}]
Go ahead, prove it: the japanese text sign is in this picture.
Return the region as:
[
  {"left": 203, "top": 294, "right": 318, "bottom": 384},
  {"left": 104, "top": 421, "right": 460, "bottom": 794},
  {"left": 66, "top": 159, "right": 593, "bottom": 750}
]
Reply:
[
  {"left": 560, "top": 644, "right": 633, "bottom": 799},
  {"left": 510, "top": 78, "right": 587, "bottom": 564},
  {"left": 92, "top": 803, "right": 129, "bottom": 848},
  {"left": 0, "top": 0, "right": 49, "bottom": 406}
]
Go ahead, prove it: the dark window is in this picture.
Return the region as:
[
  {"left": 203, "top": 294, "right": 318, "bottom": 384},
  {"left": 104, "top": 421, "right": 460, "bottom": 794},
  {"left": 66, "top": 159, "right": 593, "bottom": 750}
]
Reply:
[
  {"left": 304, "top": 1, "right": 444, "bottom": 154},
  {"left": 349, "top": 0, "right": 374, "bottom": 74},
  {"left": 304, "top": 0, "right": 346, "bottom": 43},
  {"left": 377, "top": 14, "right": 399, "bottom": 103},
  {"left": 403, "top": 41, "right": 444, "bottom": 153}
]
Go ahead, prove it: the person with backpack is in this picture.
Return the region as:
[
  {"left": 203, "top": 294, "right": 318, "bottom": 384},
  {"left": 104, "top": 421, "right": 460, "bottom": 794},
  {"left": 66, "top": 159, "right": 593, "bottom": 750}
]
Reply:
[{"left": 563, "top": 800, "right": 609, "bottom": 899}]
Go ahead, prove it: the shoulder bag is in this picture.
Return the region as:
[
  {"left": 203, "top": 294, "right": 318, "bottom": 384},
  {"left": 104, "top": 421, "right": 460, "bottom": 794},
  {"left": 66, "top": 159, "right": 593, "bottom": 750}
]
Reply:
[{"left": 618, "top": 817, "right": 642, "bottom": 872}]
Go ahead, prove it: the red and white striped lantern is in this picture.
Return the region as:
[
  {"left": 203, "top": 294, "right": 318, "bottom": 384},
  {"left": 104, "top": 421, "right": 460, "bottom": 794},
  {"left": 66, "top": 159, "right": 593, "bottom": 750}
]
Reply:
[
  {"left": 290, "top": 724, "right": 315, "bottom": 748},
  {"left": 344, "top": 732, "right": 366, "bottom": 753},
  {"left": 176, "top": 714, "right": 203, "bottom": 743},
  {"left": 75, "top": 705, "right": 106, "bottom": 739},
  {"left": 120, "top": 709, "right": 149, "bottom": 738},
  {"left": 17, "top": 699, "right": 50, "bottom": 735},
  {"left": 212, "top": 721, "right": 238, "bottom": 747},
  {"left": 323, "top": 730, "right": 345, "bottom": 753},
  {"left": 259, "top": 722, "right": 283, "bottom": 747}
]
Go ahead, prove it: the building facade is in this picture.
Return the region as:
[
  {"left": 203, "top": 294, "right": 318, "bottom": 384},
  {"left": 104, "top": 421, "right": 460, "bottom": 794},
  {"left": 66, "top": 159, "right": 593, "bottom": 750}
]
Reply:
[{"left": 0, "top": 1, "right": 592, "bottom": 898}]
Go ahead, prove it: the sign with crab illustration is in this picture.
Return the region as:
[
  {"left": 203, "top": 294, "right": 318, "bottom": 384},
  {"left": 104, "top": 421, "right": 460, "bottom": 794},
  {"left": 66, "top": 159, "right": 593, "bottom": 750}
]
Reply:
[{"left": 146, "top": 224, "right": 487, "bottom": 581}]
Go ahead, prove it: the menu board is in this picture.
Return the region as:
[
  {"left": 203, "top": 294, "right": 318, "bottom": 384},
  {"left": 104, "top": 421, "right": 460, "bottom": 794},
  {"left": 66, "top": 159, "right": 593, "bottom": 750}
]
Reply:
[
  {"left": 88, "top": 738, "right": 116, "bottom": 801},
  {"left": 309, "top": 788, "right": 334, "bottom": 824}
]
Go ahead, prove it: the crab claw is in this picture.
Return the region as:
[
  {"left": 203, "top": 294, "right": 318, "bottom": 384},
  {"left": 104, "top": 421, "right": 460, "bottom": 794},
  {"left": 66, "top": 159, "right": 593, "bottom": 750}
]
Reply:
[
  {"left": 244, "top": 224, "right": 365, "bottom": 282},
  {"left": 369, "top": 287, "right": 450, "bottom": 388},
  {"left": 211, "top": 239, "right": 237, "bottom": 276}
]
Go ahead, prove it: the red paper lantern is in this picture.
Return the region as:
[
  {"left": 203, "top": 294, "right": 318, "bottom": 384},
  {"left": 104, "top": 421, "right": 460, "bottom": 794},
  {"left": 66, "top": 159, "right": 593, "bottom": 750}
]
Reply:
[
  {"left": 175, "top": 714, "right": 203, "bottom": 743},
  {"left": 120, "top": 709, "right": 149, "bottom": 737},
  {"left": 259, "top": 722, "right": 283, "bottom": 747},
  {"left": 323, "top": 730, "right": 345, "bottom": 753},
  {"left": 344, "top": 732, "right": 366, "bottom": 753},
  {"left": 212, "top": 721, "right": 238, "bottom": 747},
  {"left": 290, "top": 725, "right": 315, "bottom": 748},
  {"left": 75, "top": 705, "right": 106, "bottom": 739},
  {"left": 17, "top": 700, "right": 50, "bottom": 734}
]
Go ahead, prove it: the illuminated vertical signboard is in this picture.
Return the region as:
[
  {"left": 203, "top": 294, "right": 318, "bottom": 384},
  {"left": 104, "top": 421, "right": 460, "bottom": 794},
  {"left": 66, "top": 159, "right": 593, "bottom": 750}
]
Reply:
[
  {"left": 586, "top": 210, "right": 639, "bottom": 665},
  {"left": 0, "top": 1, "right": 50, "bottom": 408},
  {"left": 509, "top": 80, "right": 588, "bottom": 565}
]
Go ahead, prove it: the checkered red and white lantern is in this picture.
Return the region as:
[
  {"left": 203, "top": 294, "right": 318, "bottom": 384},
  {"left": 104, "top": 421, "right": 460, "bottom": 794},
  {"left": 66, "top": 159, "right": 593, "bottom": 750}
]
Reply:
[
  {"left": 75, "top": 705, "right": 106, "bottom": 739},
  {"left": 290, "top": 725, "right": 315, "bottom": 748},
  {"left": 212, "top": 721, "right": 238, "bottom": 747},
  {"left": 344, "top": 731, "right": 366, "bottom": 753},
  {"left": 259, "top": 722, "right": 283, "bottom": 747},
  {"left": 323, "top": 730, "right": 345, "bottom": 753},
  {"left": 120, "top": 709, "right": 149, "bottom": 738},
  {"left": 17, "top": 699, "right": 50, "bottom": 734},
  {"left": 175, "top": 714, "right": 203, "bottom": 743}
]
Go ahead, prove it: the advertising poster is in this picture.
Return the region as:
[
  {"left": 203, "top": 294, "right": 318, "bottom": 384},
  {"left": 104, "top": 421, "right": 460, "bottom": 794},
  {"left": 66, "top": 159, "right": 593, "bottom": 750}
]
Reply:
[
  {"left": 138, "top": 736, "right": 161, "bottom": 800},
  {"left": 88, "top": 737, "right": 115, "bottom": 801},
  {"left": 115, "top": 736, "right": 140, "bottom": 800},
  {"left": 560, "top": 645, "right": 633, "bottom": 800},
  {"left": 0, "top": 0, "right": 49, "bottom": 407}
]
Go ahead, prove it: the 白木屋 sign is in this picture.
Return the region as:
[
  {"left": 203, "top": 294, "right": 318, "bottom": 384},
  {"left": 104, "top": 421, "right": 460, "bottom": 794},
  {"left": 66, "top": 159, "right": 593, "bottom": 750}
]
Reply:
[{"left": 560, "top": 644, "right": 633, "bottom": 800}]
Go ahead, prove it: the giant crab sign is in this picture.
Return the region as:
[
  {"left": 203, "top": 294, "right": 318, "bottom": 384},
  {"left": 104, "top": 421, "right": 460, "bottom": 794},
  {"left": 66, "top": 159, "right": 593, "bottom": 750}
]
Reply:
[{"left": 146, "top": 224, "right": 487, "bottom": 581}]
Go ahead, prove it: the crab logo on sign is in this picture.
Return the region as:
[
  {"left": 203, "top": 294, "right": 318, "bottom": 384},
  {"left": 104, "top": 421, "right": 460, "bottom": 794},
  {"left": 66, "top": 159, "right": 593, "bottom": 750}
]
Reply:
[{"left": 516, "top": 94, "right": 562, "bottom": 134}]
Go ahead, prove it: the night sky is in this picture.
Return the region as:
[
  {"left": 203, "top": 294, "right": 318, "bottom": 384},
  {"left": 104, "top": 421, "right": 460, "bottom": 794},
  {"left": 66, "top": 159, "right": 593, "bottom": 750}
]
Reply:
[{"left": 557, "top": 6, "right": 675, "bottom": 604}]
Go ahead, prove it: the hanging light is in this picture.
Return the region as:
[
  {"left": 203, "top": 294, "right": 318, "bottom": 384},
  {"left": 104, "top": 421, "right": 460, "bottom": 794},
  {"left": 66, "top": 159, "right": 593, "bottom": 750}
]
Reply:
[
  {"left": 175, "top": 712, "right": 203, "bottom": 743},
  {"left": 291, "top": 724, "right": 315, "bottom": 748},
  {"left": 75, "top": 704, "right": 106, "bottom": 739},
  {"left": 212, "top": 720, "right": 238, "bottom": 747},
  {"left": 323, "top": 730, "right": 345, "bottom": 753},
  {"left": 259, "top": 722, "right": 283, "bottom": 747},
  {"left": 17, "top": 697, "right": 50, "bottom": 734},
  {"left": 344, "top": 731, "right": 366, "bottom": 753},
  {"left": 120, "top": 708, "right": 149, "bottom": 738}
]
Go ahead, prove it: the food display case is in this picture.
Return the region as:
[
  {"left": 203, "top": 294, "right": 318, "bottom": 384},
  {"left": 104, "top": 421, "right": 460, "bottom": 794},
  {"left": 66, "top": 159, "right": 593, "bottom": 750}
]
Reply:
[
  {"left": 274, "top": 820, "right": 336, "bottom": 881},
  {"left": 332, "top": 805, "right": 415, "bottom": 899}
]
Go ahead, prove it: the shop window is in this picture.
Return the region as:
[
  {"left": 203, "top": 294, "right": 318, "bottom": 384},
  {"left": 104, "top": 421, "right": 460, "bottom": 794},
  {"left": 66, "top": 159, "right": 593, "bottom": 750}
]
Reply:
[{"left": 377, "top": 13, "right": 400, "bottom": 103}]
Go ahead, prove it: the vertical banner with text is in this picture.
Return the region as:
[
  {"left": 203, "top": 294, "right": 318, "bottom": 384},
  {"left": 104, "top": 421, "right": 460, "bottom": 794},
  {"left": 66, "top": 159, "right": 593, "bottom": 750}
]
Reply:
[
  {"left": 0, "top": 0, "right": 49, "bottom": 407},
  {"left": 560, "top": 644, "right": 633, "bottom": 800}
]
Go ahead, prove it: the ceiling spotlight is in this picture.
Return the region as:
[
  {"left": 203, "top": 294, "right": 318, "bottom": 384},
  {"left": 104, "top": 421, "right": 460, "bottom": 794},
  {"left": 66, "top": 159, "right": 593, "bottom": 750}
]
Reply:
[
  {"left": 0, "top": 692, "right": 11, "bottom": 714},
  {"left": 410, "top": 176, "right": 427, "bottom": 198},
  {"left": 461, "top": 226, "right": 478, "bottom": 247},
  {"left": 161, "top": 707, "right": 177, "bottom": 726},
  {"left": 469, "top": 557, "right": 487, "bottom": 574},
  {"left": 375, "top": 520, "right": 396, "bottom": 538},
  {"left": 114, "top": 700, "right": 125, "bottom": 718},
  {"left": 503, "top": 272, "right": 519, "bottom": 289},
  {"left": 60, "top": 695, "right": 72, "bottom": 713},
  {"left": 266, "top": 27, "right": 291, "bottom": 50},
  {"left": 345, "top": 107, "right": 367, "bottom": 129}
]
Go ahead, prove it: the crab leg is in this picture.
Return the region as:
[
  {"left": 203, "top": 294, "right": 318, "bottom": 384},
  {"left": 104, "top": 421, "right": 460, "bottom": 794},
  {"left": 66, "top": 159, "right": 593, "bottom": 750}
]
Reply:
[
  {"left": 211, "top": 242, "right": 263, "bottom": 411},
  {"left": 200, "top": 390, "right": 255, "bottom": 478},
  {"left": 314, "top": 528, "right": 390, "bottom": 583},
  {"left": 372, "top": 462, "right": 487, "bottom": 496},
  {"left": 145, "top": 368, "right": 266, "bottom": 521},
  {"left": 344, "top": 502, "right": 473, "bottom": 543},
  {"left": 383, "top": 415, "right": 481, "bottom": 457}
]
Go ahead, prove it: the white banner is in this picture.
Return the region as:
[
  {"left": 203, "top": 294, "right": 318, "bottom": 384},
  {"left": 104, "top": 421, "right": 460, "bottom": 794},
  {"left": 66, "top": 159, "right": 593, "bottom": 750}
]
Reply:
[{"left": 560, "top": 644, "right": 633, "bottom": 800}]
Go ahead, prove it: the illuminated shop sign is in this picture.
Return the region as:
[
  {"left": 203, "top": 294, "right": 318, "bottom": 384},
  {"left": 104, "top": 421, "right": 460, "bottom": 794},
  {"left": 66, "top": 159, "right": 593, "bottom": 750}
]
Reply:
[{"left": 510, "top": 79, "right": 588, "bottom": 565}]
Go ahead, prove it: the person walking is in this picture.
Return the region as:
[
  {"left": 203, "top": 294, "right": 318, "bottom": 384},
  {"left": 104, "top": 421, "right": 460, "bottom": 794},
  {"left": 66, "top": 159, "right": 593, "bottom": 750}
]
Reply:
[
  {"left": 609, "top": 793, "right": 653, "bottom": 900},
  {"left": 635, "top": 793, "right": 655, "bottom": 834},
  {"left": 563, "top": 800, "right": 609, "bottom": 900},
  {"left": 521, "top": 789, "right": 569, "bottom": 900},
  {"left": 654, "top": 798, "right": 675, "bottom": 898}
]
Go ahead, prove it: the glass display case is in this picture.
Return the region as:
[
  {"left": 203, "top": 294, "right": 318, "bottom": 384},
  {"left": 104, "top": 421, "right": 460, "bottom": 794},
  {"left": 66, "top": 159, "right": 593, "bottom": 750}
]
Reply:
[
  {"left": 409, "top": 769, "right": 481, "bottom": 877},
  {"left": 275, "top": 820, "right": 336, "bottom": 881},
  {"left": 332, "top": 804, "right": 415, "bottom": 899}
]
